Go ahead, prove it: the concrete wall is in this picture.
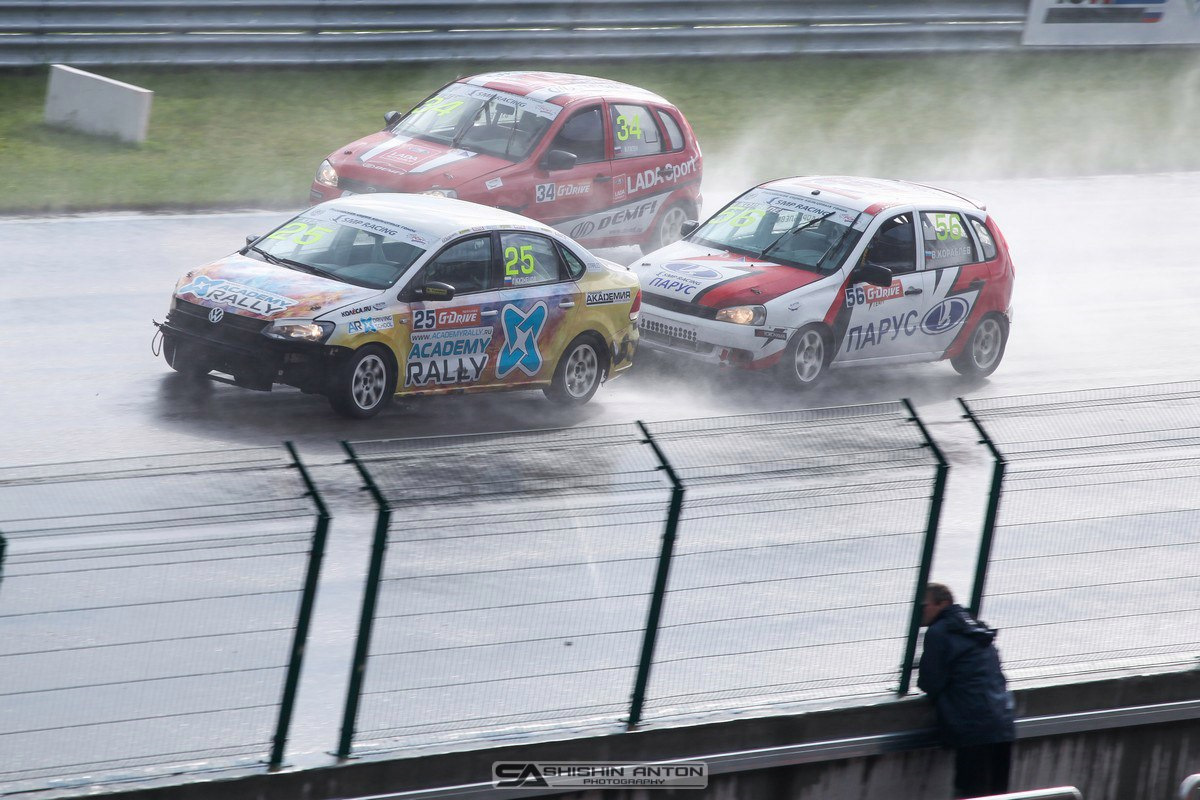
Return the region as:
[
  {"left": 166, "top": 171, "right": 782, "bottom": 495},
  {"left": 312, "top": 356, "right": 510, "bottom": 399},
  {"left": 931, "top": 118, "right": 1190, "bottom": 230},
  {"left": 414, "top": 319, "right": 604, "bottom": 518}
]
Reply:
[
  {"left": 44, "top": 65, "right": 152, "bottom": 143},
  {"left": 87, "top": 671, "right": 1200, "bottom": 800}
]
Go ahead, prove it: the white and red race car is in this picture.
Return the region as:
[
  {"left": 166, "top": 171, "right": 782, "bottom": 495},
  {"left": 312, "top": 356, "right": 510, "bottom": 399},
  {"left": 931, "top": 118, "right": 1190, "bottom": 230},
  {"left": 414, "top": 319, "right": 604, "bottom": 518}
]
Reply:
[{"left": 632, "top": 176, "right": 1015, "bottom": 387}]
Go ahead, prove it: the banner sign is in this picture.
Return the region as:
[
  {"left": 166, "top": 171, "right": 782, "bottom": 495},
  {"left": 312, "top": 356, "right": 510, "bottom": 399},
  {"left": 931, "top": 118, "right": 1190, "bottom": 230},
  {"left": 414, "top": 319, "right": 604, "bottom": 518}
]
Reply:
[{"left": 1024, "top": 0, "right": 1200, "bottom": 45}]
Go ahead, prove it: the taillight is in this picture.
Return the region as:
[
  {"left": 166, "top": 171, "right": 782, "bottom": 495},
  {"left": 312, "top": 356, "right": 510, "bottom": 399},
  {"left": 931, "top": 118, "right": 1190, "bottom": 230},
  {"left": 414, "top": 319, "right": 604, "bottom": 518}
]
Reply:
[{"left": 629, "top": 290, "right": 641, "bottom": 320}]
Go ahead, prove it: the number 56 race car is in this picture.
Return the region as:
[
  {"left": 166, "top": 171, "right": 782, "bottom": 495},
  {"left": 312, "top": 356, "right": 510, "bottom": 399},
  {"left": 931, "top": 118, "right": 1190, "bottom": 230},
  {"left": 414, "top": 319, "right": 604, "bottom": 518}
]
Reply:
[
  {"left": 155, "top": 194, "right": 641, "bottom": 418},
  {"left": 632, "top": 175, "right": 1014, "bottom": 387}
]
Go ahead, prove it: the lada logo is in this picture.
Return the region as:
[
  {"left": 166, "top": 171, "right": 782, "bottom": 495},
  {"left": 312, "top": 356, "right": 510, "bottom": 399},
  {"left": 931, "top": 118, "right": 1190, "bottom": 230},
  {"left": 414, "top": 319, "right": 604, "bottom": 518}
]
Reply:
[
  {"left": 663, "top": 262, "right": 722, "bottom": 280},
  {"left": 208, "top": 307, "right": 225, "bottom": 324},
  {"left": 920, "top": 297, "right": 970, "bottom": 335}
]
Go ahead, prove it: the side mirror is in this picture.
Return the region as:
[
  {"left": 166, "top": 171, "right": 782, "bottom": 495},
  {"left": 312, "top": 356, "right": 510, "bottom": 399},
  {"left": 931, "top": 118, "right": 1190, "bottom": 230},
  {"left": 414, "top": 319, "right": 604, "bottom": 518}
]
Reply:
[
  {"left": 540, "top": 149, "right": 578, "bottom": 171},
  {"left": 680, "top": 220, "right": 699, "bottom": 237},
  {"left": 384, "top": 110, "right": 401, "bottom": 128},
  {"left": 411, "top": 281, "right": 456, "bottom": 302},
  {"left": 853, "top": 261, "right": 894, "bottom": 287}
]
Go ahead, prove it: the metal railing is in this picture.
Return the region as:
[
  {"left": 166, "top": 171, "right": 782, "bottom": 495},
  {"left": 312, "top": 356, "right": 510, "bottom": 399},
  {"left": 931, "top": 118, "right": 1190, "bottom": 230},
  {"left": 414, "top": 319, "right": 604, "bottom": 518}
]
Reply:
[
  {"left": 0, "top": 444, "right": 329, "bottom": 793},
  {"left": 0, "top": 1, "right": 1029, "bottom": 68},
  {"left": 336, "top": 402, "right": 946, "bottom": 758}
]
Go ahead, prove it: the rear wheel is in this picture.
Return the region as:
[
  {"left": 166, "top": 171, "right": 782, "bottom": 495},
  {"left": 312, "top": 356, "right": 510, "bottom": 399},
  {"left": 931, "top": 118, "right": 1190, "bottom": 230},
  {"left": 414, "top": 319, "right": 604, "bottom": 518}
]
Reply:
[
  {"left": 545, "top": 335, "right": 604, "bottom": 405},
  {"left": 778, "top": 325, "right": 829, "bottom": 390},
  {"left": 641, "top": 201, "right": 690, "bottom": 254},
  {"left": 952, "top": 313, "right": 1008, "bottom": 377},
  {"left": 329, "top": 345, "right": 395, "bottom": 419}
]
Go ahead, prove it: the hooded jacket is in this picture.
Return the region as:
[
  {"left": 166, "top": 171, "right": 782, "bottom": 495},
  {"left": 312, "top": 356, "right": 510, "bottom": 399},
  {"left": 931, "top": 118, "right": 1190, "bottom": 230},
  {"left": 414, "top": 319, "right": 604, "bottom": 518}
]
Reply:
[{"left": 917, "top": 604, "right": 1016, "bottom": 747}]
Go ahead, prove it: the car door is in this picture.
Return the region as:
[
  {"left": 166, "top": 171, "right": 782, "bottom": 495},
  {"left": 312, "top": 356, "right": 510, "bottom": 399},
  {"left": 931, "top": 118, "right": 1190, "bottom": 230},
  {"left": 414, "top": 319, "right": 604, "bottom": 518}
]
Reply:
[
  {"left": 837, "top": 212, "right": 935, "bottom": 363},
  {"left": 400, "top": 233, "right": 505, "bottom": 393},
  {"left": 526, "top": 105, "right": 613, "bottom": 235},
  {"left": 492, "top": 230, "right": 581, "bottom": 387}
]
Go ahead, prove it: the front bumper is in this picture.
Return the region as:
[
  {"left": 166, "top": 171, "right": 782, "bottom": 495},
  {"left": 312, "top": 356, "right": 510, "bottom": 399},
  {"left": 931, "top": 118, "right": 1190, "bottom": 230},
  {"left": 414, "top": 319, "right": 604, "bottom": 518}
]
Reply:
[
  {"left": 637, "top": 305, "right": 783, "bottom": 368},
  {"left": 158, "top": 299, "right": 349, "bottom": 392}
]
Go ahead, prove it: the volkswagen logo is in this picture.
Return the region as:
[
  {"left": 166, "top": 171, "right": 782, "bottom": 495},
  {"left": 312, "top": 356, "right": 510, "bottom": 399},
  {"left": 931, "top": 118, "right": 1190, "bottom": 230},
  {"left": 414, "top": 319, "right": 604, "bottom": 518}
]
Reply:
[
  {"left": 208, "top": 307, "right": 225, "bottom": 324},
  {"left": 920, "top": 297, "right": 970, "bottom": 335},
  {"left": 664, "top": 262, "right": 722, "bottom": 280}
]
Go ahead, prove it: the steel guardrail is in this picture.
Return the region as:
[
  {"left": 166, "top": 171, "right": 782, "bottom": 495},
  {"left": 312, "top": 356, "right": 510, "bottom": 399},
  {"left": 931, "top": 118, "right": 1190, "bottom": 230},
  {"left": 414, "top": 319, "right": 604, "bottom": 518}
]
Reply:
[{"left": 0, "top": 1, "right": 1028, "bottom": 67}]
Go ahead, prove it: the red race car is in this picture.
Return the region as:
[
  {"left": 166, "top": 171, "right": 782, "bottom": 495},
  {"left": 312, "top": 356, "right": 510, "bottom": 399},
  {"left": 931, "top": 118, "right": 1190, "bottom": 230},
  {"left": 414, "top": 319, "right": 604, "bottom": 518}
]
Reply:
[{"left": 311, "top": 71, "right": 702, "bottom": 254}]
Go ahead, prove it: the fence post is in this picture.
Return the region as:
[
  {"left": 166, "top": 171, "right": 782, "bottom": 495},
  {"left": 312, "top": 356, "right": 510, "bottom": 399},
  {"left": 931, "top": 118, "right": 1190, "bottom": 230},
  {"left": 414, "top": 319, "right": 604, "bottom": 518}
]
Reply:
[
  {"left": 897, "top": 399, "right": 949, "bottom": 696},
  {"left": 958, "top": 398, "right": 1007, "bottom": 618},
  {"left": 337, "top": 441, "right": 393, "bottom": 760},
  {"left": 270, "top": 442, "right": 332, "bottom": 770},
  {"left": 627, "top": 421, "right": 685, "bottom": 729}
]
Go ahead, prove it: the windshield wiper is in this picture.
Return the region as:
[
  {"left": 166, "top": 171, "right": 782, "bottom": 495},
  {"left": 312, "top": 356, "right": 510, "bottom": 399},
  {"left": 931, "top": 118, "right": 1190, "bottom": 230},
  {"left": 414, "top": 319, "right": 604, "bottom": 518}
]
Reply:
[
  {"left": 246, "top": 245, "right": 324, "bottom": 277},
  {"left": 759, "top": 212, "right": 835, "bottom": 260}
]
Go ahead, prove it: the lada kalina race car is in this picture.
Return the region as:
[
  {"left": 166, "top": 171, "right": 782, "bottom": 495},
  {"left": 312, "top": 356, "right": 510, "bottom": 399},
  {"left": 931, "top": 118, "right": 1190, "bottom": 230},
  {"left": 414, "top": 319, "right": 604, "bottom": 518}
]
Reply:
[
  {"left": 309, "top": 71, "right": 702, "bottom": 254},
  {"left": 633, "top": 176, "right": 1014, "bottom": 387},
  {"left": 155, "top": 194, "right": 641, "bottom": 418}
]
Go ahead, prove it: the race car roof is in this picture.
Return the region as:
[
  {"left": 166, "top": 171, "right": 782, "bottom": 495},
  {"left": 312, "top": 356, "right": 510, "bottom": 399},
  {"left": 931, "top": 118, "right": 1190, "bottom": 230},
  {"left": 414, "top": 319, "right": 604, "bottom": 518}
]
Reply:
[
  {"left": 318, "top": 193, "right": 556, "bottom": 241},
  {"left": 458, "top": 71, "right": 671, "bottom": 107},
  {"left": 760, "top": 175, "right": 987, "bottom": 216}
]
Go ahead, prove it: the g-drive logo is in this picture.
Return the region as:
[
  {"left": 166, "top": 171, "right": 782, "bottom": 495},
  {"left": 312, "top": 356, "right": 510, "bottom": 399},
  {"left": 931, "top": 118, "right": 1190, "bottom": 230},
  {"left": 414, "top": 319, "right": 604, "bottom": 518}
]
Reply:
[{"left": 493, "top": 762, "right": 708, "bottom": 789}]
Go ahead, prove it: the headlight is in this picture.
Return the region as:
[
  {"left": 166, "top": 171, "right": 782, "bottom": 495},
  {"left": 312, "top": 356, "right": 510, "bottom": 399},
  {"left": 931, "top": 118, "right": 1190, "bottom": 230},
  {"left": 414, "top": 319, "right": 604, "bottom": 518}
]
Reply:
[
  {"left": 315, "top": 160, "right": 338, "bottom": 188},
  {"left": 715, "top": 305, "right": 766, "bottom": 325},
  {"left": 262, "top": 320, "right": 334, "bottom": 342},
  {"left": 420, "top": 188, "right": 457, "bottom": 198}
]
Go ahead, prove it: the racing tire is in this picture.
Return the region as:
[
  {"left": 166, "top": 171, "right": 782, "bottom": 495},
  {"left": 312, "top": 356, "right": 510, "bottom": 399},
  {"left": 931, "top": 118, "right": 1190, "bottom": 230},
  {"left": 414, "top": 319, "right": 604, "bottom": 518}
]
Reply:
[
  {"left": 778, "top": 325, "right": 830, "bottom": 390},
  {"left": 952, "top": 313, "right": 1009, "bottom": 377},
  {"left": 163, "top": 335, "right": 210, "bottom": 378},
  {"left": 329, "top": 345, "right": 396, "bottom": 419},
  {"left": 544, "top": 335, "right": 605, "bottom": 405},
  {"left": 641, "top": 201, "right": 691, "bottom": 255}
]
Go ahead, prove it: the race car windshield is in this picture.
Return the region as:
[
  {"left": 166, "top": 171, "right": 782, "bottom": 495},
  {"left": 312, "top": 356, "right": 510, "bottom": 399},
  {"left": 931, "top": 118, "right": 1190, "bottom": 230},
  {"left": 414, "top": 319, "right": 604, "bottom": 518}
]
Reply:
[
  {"left": 393, "top": 83, "right": 561, "bottom": 161},
  {"left": 692, "top": 188, "right": 863, "bottom": 273},
  {"left": 247, "top": 210, "right": 428, "bottom": 290}
]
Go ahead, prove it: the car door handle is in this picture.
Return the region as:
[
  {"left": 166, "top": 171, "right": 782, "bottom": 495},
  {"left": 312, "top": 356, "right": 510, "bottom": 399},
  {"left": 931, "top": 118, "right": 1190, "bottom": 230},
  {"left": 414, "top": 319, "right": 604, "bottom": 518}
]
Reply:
[
  {"left": 481, "top": 310, "right": 498, "bottom": 318},
  {"left": 593, "top": 174, "right": 612, "bottom": 183},
  {"left": 904, "top": 288, "right": 923, "bottom": 295},
  {"left": 559, "top": 301, "right": 576, "bottom": 308}
]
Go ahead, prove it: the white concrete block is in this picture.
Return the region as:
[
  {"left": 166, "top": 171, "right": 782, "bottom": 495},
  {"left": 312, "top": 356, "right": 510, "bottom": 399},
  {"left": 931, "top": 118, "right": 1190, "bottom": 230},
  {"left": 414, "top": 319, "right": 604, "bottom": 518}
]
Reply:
[{"left": 44, "top": 64, "right": 153, "bottom": 144}]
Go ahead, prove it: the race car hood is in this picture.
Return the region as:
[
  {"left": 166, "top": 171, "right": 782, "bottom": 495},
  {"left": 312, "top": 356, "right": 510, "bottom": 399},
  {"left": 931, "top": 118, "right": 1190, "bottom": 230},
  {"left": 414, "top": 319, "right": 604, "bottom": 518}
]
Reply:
[
  {"left": 173, "top": 254, "right": 381, "bottom": 321},
  {"left": 329, "top": 132, "right": 508, "bottom": 192},
  {"left": 636, "top": 241, "right": 827, "bottom": 308}
]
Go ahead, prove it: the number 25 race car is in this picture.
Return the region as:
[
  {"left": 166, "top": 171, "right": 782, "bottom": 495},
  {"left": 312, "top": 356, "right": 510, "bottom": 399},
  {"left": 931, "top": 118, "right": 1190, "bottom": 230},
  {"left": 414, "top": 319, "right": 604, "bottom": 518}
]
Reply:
[
  {"left": 633, "top": 175, "right": 1014, "bottom": 387},
  {"left": 155, "top": 194, "right": 641, "bottom": 418}
]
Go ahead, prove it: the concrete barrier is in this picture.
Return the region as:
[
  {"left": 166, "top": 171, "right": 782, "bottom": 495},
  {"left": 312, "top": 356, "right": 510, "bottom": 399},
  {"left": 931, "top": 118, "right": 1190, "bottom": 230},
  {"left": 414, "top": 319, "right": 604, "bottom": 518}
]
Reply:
[{"left": 43, "top": 64, "right": 152, "bottom": 143}]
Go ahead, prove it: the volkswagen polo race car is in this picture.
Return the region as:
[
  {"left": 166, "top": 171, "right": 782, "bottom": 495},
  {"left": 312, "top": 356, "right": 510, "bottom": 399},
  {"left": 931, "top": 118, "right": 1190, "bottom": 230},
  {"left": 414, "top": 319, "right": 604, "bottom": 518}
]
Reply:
[
  {"left": 632, "top": 176, "right": 1014, "bottom": 387},
  {"left": 309, "top": 71, "right": 702, "bottom": 254},
  {"left": 155, "top": 195, "right": 641, "bottom": 418}
]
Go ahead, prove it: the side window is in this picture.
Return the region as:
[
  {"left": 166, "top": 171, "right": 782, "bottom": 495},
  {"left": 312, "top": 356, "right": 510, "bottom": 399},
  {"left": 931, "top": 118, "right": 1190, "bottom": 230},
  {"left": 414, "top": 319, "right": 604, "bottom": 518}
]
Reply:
[
  {"left": 610, "top": 103, "right": 663, "bottom": 158},
  {"left": 557, "top": 243, "right": 588, "bottom": 279},
  {"left": 548, "top": 106, "right": 605, "bottom": 164},
  {"left": 921, "top": 212, "right": 979, "bottom": 269},
  {"left": 499, "top": 232, "right": 565, "bottom": 287},
  {"left": 865, "top": 214, "right": 916, "bottom": 274},
  {"left": 970, "top": 217, "right": 998, "bottom": 261},
  {"left": 417, "top": 235, "right": 494, "bottom": 294},
  {"left": 656, "top": 109, "right": 684, "bottom": 151}
]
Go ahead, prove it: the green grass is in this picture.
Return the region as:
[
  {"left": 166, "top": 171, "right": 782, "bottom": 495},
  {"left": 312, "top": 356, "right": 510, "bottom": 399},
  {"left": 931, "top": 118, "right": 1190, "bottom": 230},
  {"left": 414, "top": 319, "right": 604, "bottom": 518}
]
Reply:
[{"left": 3, "top": 50, "right": 1200, "bottom": 214}]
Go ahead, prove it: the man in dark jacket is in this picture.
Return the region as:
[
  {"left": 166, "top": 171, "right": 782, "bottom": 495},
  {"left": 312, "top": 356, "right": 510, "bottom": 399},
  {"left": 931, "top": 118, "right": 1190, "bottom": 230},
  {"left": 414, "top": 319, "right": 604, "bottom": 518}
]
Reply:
[{"left": 918, "top": 583, "right": 1016, "bottom": 799}]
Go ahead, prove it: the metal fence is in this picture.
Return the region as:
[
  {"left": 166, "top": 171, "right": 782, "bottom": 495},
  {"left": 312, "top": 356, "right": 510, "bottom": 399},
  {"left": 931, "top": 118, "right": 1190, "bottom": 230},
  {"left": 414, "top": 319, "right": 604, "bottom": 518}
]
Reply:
[
  {"left": 0, "top": 444, "right": 329, "bottom": 794},
  {"left": 336, "top": 401, "right": 946, "bottom": 757},
  {"left": 961, "top": 381, "right": 1200, "bottom": 686},
  {"left": 0, "top": 1, "right": 1029, "bottom": 68}
]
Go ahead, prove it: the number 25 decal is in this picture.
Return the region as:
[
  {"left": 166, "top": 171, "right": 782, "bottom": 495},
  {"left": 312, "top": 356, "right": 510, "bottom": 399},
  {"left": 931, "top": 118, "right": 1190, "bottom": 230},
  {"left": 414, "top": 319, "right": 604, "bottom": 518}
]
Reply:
[
  {"left": 504, "top": 244, "right": 536, "bottom": 276},
  {"left": 266, "top": 221, "right": 333, "bottom": 246}
]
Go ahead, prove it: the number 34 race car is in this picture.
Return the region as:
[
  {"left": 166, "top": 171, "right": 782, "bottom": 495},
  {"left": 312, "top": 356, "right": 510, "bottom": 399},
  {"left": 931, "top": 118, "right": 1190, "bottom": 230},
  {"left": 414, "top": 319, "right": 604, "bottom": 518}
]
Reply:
[
  {"left": 155, "top": 194, "right": 641, "bottom": 418},
  {"left": 633, "top": 175, "right": 1014, "bottom": 387}
]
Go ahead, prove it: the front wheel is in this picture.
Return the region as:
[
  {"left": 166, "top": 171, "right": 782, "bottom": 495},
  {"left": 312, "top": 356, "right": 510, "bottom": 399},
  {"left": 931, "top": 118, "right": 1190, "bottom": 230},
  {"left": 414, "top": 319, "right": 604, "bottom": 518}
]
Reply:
[
  {"left": 778, "top": 325, "right": 829, "bottom": 390},
  {"left": 641, "top": 202, "right": 690, "bottom": 255},
  {"left": 952, "top": 313, "right": 1008, "bottom": 377},
  {"left": 329, "top": 345, "right": 395, "bottom": 419},
  {"left": 545, "top": 335, "right": 604, "bottom": 405}
]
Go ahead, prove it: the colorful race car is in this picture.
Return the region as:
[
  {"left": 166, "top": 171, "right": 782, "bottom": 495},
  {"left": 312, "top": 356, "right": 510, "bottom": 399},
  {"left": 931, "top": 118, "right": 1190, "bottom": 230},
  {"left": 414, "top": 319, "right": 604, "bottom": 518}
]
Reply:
[
  {"left": 309, "top": 71, "right": 702, "bottom": 254},
  {"left": 632, "top": 176, "right": 1014, "bottom": 387},
  {"left": 156, "top": 194, "right": 641, "bottom": 418}
]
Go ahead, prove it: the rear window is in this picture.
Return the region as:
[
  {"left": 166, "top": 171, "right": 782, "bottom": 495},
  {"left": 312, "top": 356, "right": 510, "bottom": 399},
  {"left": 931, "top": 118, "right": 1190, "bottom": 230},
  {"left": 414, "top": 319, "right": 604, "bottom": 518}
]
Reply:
[
  {"left": 656, "top": 109, "right": 684, "bottom": 151},
  {"left": 610, "top": 103, "right": 663, "bottom": 159}
]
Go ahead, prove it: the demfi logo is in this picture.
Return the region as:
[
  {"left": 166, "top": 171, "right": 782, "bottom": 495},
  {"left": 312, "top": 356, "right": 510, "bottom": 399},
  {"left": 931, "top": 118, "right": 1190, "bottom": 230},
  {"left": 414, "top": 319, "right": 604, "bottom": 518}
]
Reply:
[
  {"left": 497, "top": 301, "right": 548, "bottom": 378},
  {"left": 663, "top": 262, "right": 722, "bottom": 280},
  {"left": 921, "top": 297, "right": 971, "bottom": 335},
  {"left": 207, "top": 307, "right": 224, "bottom": 324}
]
